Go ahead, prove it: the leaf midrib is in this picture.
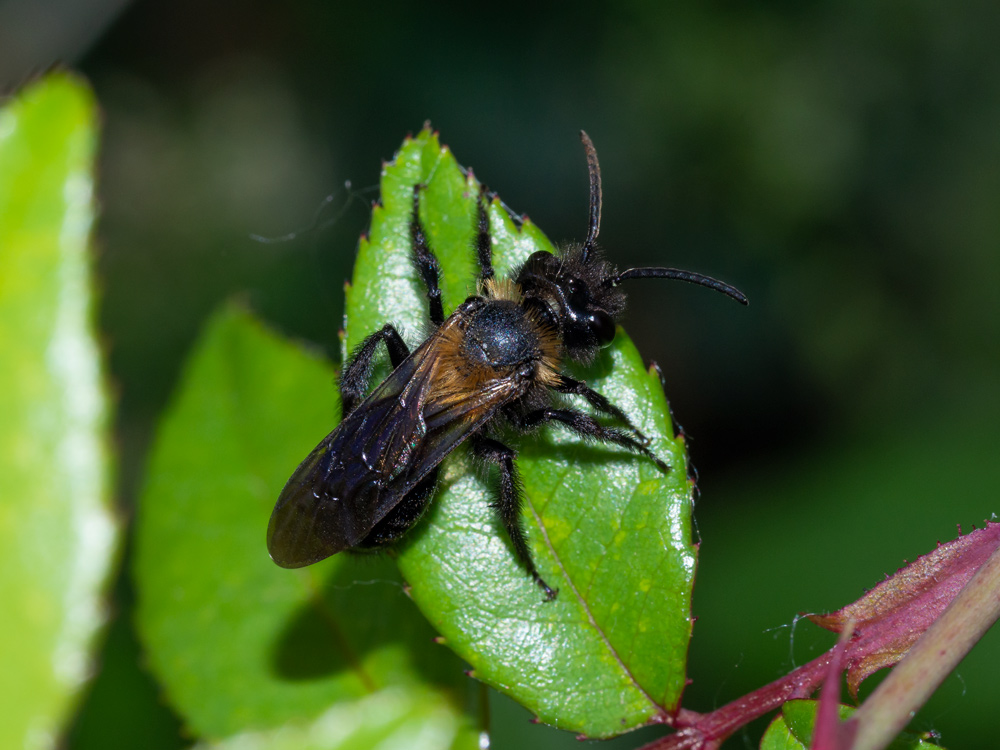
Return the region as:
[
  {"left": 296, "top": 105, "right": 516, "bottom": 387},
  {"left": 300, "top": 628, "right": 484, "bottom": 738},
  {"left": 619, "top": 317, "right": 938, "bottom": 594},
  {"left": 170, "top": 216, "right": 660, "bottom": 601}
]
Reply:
[{"left": 524, "top": 461, "right": 666, "bottom": 718}]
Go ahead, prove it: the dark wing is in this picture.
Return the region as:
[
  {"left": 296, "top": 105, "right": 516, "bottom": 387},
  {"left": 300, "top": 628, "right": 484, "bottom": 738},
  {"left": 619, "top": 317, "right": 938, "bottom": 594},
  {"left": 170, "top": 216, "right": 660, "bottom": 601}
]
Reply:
[
  {"left": 266, "top": 327, "right": 442, "bottom": 568},
  {"left": 385, "top": 375, "right": 525, "bottom": 495},
  {"left": 267, "top": 318, "right": 526, "bottom": 568}
]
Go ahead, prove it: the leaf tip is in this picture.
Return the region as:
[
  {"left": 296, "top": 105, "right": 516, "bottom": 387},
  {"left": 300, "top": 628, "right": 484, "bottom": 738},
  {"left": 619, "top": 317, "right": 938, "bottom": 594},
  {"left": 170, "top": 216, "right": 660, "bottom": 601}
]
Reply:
[{"left": 647, "top": 360, "right": 661, "bottom": 377}]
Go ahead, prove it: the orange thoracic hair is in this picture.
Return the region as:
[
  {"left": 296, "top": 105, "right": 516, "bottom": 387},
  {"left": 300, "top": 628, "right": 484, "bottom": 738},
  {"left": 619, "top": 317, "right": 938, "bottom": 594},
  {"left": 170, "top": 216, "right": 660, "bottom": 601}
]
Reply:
[{"left": 429, "top": 282, "right": 563, "bottom": 409}]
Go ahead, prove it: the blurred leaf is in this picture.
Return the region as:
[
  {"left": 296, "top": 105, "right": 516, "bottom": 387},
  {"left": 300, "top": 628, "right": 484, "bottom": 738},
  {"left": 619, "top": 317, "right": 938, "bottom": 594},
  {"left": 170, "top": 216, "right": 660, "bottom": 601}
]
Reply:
[
  {"left": 343, "top": 128, "right": 696, "bottom": 737},
  {"left": 194, "top": 687, "right": 477, "bottom": 750},
  {"left": 0, "top": 74, "right": 118, "bottom": 747},
  {"left": 65, "top": 603, "right": 187, "bottom": 750},
  {"left": 134, "top": 306, "right": 475, "bottom": 743},
  {"left": 760, "top": 701, "right": 943, "bottom": 750}
]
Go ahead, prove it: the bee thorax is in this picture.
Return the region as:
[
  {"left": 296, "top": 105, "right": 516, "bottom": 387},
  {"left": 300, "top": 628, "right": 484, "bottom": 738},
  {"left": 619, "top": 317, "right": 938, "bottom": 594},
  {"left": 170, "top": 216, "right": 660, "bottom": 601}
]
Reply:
[{"left": 461, "top": 300, "right": 540, "bottom": 370}]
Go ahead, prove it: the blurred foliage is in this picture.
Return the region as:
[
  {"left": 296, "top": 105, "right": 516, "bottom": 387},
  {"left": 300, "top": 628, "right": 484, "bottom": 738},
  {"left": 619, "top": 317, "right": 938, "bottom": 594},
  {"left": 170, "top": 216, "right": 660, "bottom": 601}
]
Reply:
[
  {"left": 760, "top": 701, "right": 940, "bottom": 750},
  {"left": 132, "top": 305, "right": 478, "bottom": 745},
  {"left": 0, "top": 74, "right": 118, "bottom": 749},
  {"left": 0, "top": 0, "right": 995, "bottom": 748}
]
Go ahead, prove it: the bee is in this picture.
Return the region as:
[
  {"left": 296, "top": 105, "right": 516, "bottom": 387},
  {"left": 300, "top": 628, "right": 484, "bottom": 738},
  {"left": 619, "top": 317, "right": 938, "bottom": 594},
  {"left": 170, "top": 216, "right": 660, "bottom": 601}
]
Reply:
[{"left": 267, "top": 132, "right": 747, "bottom": 600}]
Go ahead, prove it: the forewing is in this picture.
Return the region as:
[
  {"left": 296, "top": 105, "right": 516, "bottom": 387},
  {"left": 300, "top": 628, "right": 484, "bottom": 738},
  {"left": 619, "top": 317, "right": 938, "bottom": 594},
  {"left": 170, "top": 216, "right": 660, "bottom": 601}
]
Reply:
[
  {"left": 350, "top": 317, "right": 529, "bottom": 521},
  {"left": 383, "top": 374, "right": 526, "bottom": 500},
  {"left": 267, "top": 314, "right": 528, "bottom": 568},
  {"left": 266, "top": 336, "right": 440, "bottom": 567},
  {"left": 265, "top": 430, "right": 377, "bottom": 567}
]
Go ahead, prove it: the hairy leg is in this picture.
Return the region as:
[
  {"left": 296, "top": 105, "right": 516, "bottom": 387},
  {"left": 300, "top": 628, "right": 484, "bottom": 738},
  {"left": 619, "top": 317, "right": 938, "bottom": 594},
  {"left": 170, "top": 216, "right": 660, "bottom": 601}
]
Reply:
[
  {"left": 474, "top": 184, "right": 494, "bottom": 281},
  {"left": 472, "top": 436, "right": 557, "bottom": 601},
  {"left": 409, "top": 185, "right": 445, "bottom": 326},
  {"left": 339, "top": 324, "right": 410, "bottom": 415},
  {"left": 513, "top": 406, "right": 669, "bottom": 473}
]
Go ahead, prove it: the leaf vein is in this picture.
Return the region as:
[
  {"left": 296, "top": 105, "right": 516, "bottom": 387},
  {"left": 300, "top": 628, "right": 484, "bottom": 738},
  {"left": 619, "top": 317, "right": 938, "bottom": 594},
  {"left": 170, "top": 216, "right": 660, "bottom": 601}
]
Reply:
[{"left": 525, "top": 464, "right": 664, "bottom": 714}]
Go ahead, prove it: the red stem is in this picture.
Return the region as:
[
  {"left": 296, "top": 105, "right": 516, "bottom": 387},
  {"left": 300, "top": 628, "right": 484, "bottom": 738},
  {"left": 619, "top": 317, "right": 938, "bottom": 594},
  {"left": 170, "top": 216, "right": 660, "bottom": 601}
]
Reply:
[{"left": 639, "top": 651, "right": 835, "bottom": 750}]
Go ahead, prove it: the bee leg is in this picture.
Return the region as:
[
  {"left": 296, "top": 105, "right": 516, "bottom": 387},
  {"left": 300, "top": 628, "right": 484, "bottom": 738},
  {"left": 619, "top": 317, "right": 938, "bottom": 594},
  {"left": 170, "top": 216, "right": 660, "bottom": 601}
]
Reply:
[
  {"left": 474, "top": 183, "right": 494, "bottom": 281},
  {"left": 471, "top": 436, "right": 558, "bottom": 601},
  {"left": 410, "top": 185, "right": 445, "bottom": 326},
  {"left": 515, "top": 407, "right": 670, "bottom": 474},
  {"left": 555, "top": 375, "right": 651, "bottom": 445},
  {"left": 340, "top": 324, "right": 410, "bottom": 415}
]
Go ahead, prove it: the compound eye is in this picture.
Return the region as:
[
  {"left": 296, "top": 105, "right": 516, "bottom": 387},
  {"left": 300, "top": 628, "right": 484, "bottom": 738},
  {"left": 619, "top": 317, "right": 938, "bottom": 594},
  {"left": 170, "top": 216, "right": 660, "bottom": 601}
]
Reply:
[{"left": 588, "top": 309, "right": 616, "bottom": 347}]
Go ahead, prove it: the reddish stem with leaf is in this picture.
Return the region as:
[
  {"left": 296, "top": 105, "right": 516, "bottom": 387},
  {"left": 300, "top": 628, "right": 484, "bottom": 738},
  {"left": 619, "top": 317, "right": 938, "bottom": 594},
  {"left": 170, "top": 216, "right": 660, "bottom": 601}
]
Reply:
[{"left": 639, "top": 522, "right": 1000, "bottom": 750}]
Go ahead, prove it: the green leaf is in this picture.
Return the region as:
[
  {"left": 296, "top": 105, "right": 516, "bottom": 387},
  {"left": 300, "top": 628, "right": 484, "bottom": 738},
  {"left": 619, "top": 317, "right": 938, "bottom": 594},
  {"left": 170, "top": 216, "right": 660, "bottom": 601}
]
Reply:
[
  {"left": 759, "top": 712, "right": 806, "bottom": 750},
  {"left": 344, "top": 128, "right": 696, "bottom": 737},
  {"left": 0, "top": 74, "right": 118, "bottom": 747},
  {"left": 134, "top": 306, "right": 476, "bottom": 742},
  {"left": 760, "top": 701, "right": 944, "bottom": 750},
  {"left": 193, "top": 687, "right": 477, "bottom": 750}
]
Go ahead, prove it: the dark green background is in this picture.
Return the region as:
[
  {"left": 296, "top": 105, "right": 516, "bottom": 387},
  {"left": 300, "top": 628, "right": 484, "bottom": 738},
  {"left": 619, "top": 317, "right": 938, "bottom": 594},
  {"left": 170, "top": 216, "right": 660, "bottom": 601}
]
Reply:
[{"left": 2, "top": 1, "right": 997, "bottom": 747}]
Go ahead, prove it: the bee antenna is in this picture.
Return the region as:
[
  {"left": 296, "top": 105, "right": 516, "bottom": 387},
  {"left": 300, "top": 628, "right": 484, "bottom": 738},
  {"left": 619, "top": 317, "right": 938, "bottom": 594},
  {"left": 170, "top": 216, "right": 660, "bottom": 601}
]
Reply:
[
  {"left": 579, "top": 130, "right": 602, "bottom": 263},
  {"left": 604, "top": 267, "right": 749, "bottom": 305}
]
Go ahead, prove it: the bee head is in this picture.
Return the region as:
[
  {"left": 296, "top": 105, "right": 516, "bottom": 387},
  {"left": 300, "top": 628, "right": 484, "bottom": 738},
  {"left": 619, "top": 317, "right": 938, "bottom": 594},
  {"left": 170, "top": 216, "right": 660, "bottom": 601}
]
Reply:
[
  {"left": 509, "top": 130, "right": 624, "bottom": 358},
  {"left": 516, "top": 246, "right": 626, "bottom": 358}
]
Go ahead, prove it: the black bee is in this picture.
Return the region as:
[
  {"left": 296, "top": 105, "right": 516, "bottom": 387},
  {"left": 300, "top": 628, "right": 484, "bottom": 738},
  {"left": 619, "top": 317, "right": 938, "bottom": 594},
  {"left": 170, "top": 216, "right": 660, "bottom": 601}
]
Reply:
[{"left": 267, "top": 132, "right": 747, "bottom": 600}]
